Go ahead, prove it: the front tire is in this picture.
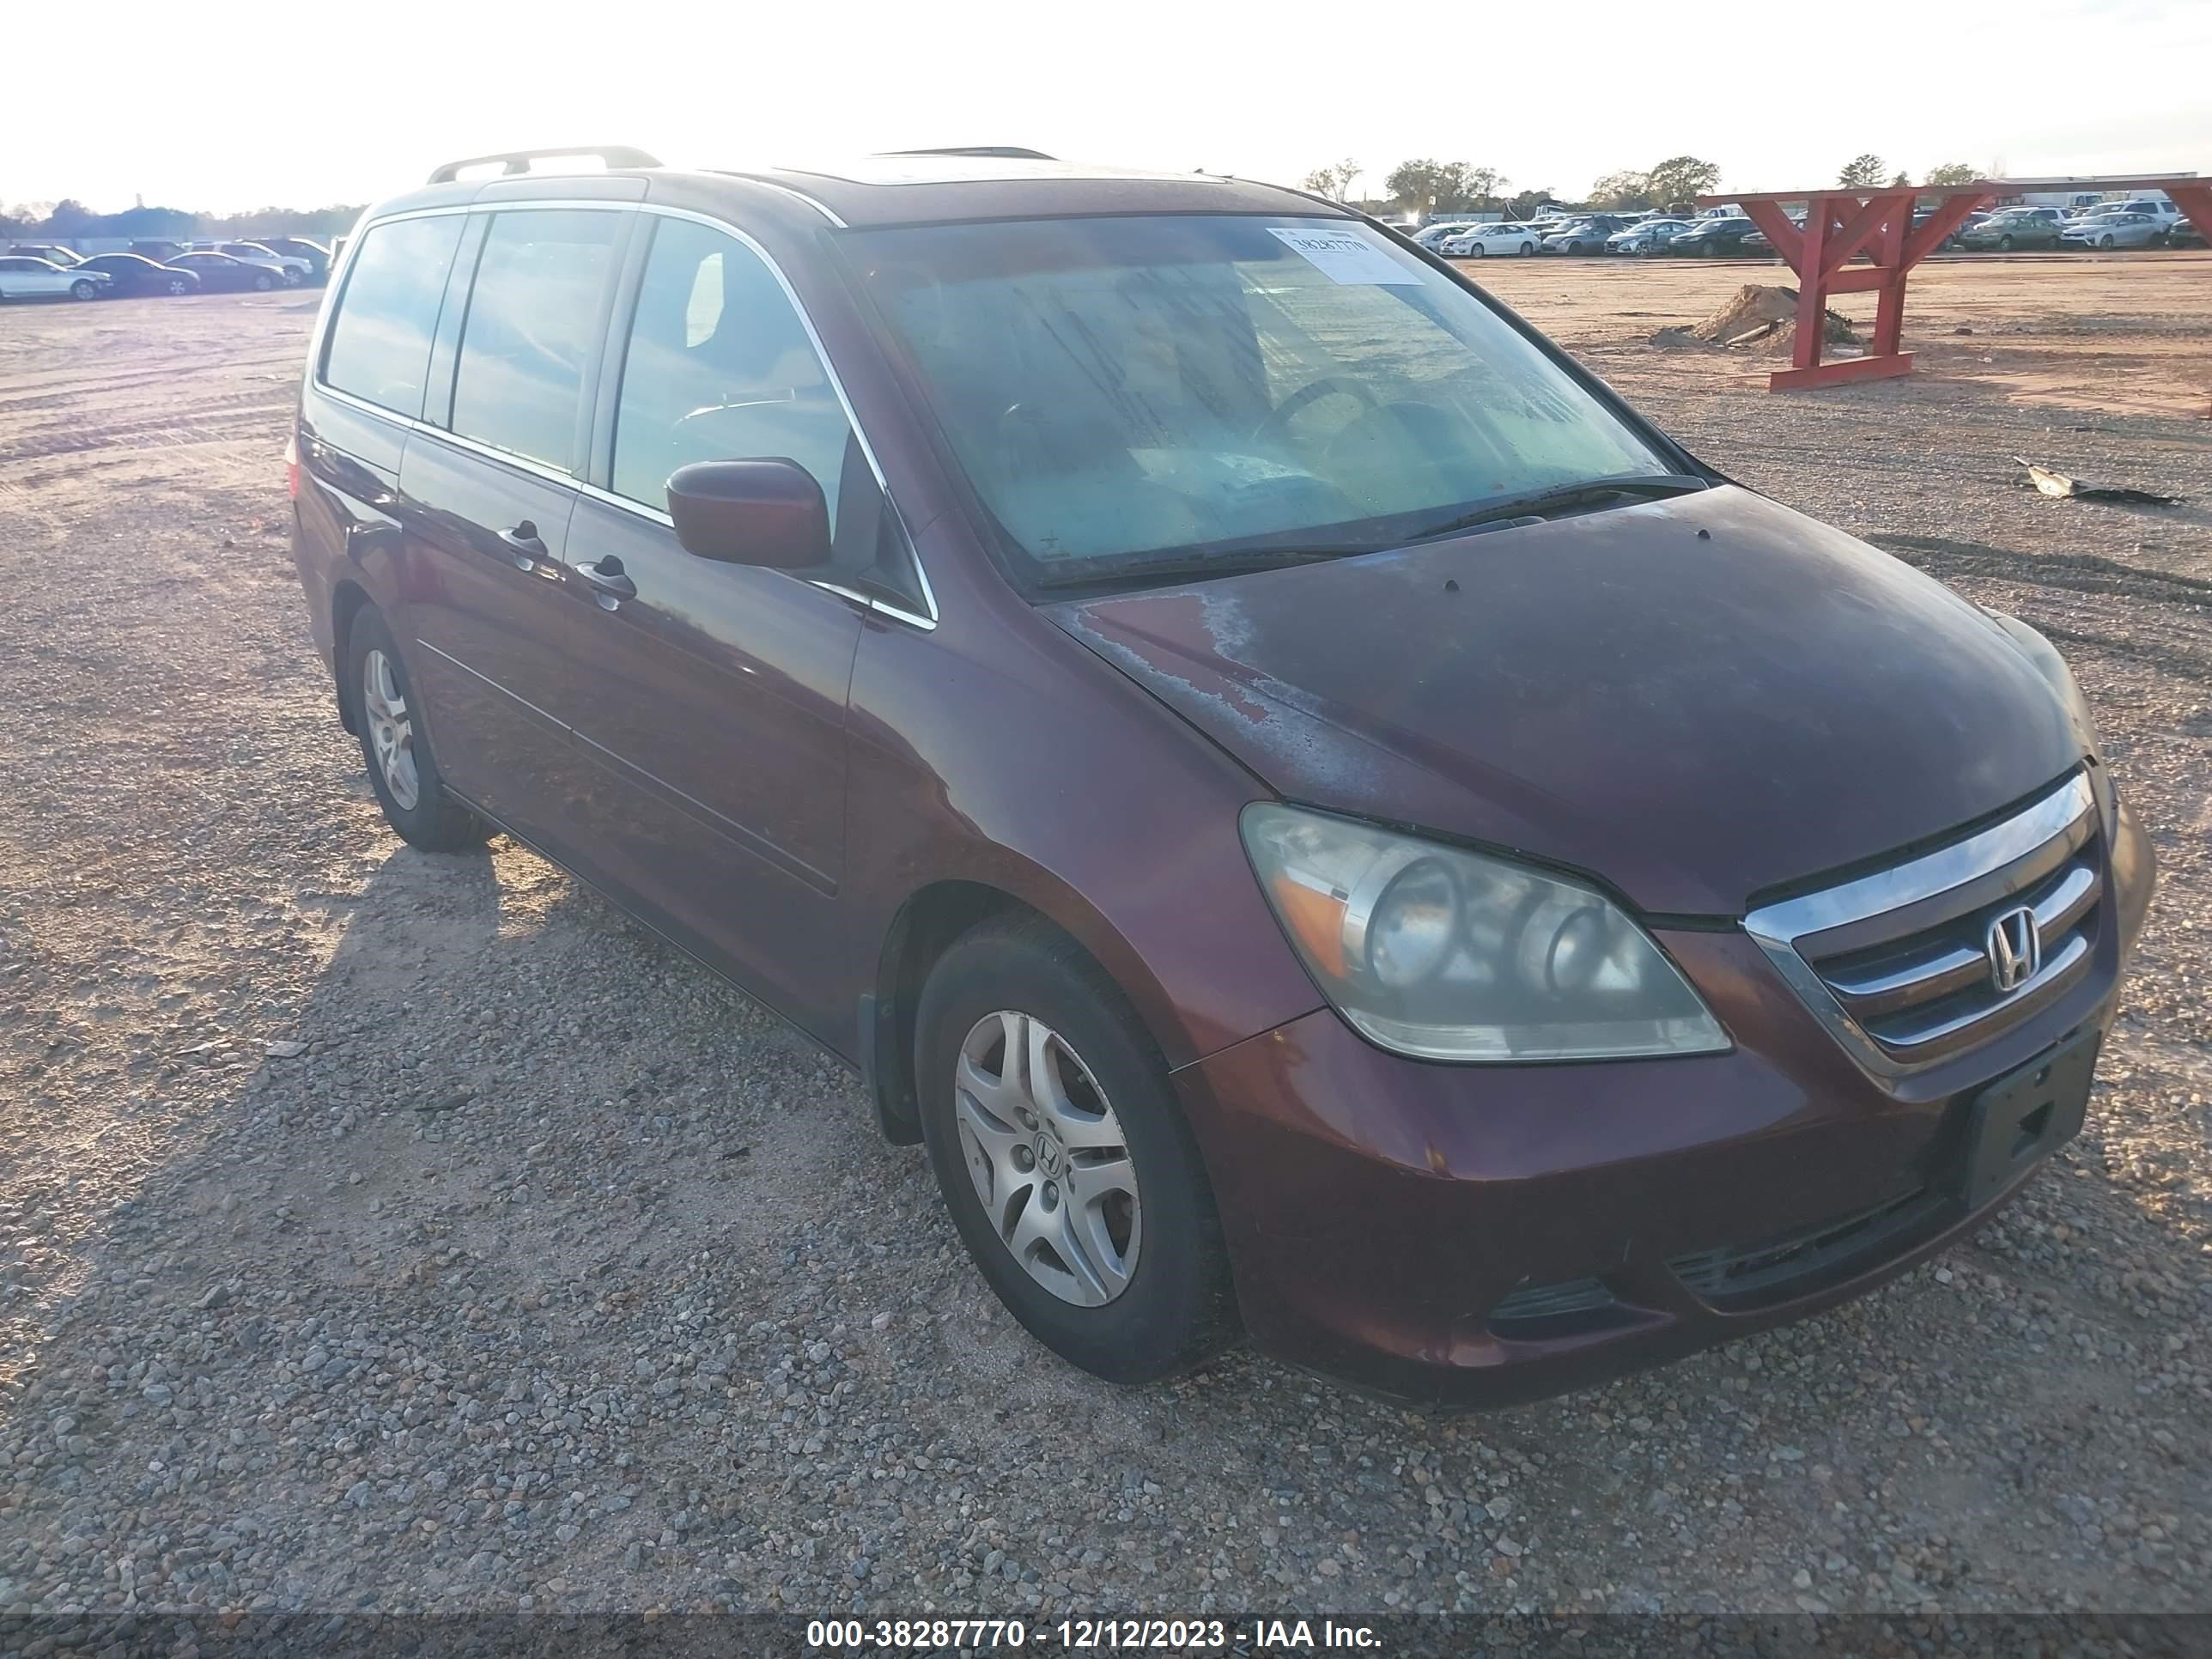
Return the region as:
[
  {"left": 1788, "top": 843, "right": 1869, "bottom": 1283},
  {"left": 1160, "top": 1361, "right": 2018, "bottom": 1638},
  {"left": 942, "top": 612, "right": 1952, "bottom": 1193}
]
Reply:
[
  {"left": 252, "top": 271, "right": 275, "bottom": 291},
  {"left": 166, "top": 277, "right": 191, "bottom": 296},
  {"left": 343, "top": 607, "right": 490, "bottom": 851},
  {"left": 916, "top": 915, "right": 1234, "bottom": 1384},
  {"left": 1519, "top": 241, "right": 1534, "bottom": 255},
  {"left": 70, "top": 279, "right": 99, "bottom": 301}
]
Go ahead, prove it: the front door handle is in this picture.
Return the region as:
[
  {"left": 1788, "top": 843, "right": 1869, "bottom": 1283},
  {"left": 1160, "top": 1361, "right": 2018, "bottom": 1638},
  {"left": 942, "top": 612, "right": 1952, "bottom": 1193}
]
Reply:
[
  {"left": 499, "top": 521, "right": 547, "bottom": 570},
  {"left": 573, "top": 556, "right": 637, "bottom": 605}
]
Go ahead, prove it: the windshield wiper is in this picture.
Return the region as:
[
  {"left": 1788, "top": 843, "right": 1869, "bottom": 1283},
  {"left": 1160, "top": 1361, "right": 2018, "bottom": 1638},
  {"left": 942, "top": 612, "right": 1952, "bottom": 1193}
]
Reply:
[
  {"left": 1403, "top": 473, "right": 1710, "bottom": 544},
  {"left": 1032, "top": 545, "right": 1368, "bottom": 592}
]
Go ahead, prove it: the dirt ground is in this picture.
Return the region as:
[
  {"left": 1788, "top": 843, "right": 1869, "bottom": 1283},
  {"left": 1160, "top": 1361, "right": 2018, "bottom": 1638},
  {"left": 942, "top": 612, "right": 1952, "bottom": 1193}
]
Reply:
[
  {"left": 1466, "top": 248, "right": 2212, "bottom": 421},
  {"left": 0, "top": 253, "right": 2207, "bottom": 1623}
]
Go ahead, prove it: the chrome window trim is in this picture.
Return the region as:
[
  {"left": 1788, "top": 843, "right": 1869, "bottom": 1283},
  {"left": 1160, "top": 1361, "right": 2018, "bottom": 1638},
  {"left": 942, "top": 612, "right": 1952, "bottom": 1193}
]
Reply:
[
  {"left": 1742, "top": 772, "right": 2096, "bottom": 1081},
  {"left": 306, "top": 198, "right": 938, "bottom": 631},
  {"left": 570, "top": 477, "right": 937, "bottom": 632}
]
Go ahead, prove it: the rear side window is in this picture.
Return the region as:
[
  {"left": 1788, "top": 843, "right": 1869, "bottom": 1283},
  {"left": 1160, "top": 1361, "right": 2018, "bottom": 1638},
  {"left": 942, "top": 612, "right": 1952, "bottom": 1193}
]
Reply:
[
  {"left": 449, "top": 210, "right": 621, "bottom": 471},
  {"left": 321, "top": 216, "right": 465, "bottom": 418},
  {"left": 609, "top": 217, "right": 853, "bottom": 519}
]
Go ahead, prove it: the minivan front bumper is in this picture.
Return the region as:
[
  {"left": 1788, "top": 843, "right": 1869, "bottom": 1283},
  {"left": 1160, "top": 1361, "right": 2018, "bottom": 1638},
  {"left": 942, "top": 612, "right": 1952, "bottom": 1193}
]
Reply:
[{"left": 1175, "top": 800, "right": 2154, "bottom": 1409}]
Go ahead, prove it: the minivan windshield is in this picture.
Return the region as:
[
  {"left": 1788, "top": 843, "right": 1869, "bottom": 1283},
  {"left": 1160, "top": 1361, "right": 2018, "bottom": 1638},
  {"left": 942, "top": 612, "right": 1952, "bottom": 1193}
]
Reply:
[{"left": 845, "top": 215, "right": 1672, "bottom": 587}]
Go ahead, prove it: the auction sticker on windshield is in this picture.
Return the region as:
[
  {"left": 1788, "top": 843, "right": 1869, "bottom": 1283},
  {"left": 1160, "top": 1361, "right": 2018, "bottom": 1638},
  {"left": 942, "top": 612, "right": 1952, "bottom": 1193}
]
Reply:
[{"left": 1267, "top": 226, "right": 1424, "bottom": 285}]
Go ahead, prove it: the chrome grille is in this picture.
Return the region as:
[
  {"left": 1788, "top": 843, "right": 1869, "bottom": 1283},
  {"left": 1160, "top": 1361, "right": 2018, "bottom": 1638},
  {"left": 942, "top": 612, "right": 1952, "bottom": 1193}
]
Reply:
[{"left": 1745, "top": 774, "right": 2102, "bottom": 1076}]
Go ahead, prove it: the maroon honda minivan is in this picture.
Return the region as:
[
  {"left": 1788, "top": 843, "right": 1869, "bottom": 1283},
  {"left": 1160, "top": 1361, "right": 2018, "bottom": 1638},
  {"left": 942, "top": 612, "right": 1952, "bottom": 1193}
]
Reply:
[{"left": 289, "top": 147, "right": 2154, "bottom": 1407}]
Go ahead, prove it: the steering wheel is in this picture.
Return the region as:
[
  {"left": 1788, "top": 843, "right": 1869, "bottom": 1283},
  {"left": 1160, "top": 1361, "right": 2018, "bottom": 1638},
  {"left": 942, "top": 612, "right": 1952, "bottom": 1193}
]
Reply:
[{"left": 1250, "top": 375, "right": 1379, "bottom": 450}]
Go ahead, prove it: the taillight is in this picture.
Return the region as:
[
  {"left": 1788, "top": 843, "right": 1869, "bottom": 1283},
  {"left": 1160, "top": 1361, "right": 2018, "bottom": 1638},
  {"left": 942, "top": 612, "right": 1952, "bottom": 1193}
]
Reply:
[{"left": 284, "top": 434, "right": 300, "bottom": 501}]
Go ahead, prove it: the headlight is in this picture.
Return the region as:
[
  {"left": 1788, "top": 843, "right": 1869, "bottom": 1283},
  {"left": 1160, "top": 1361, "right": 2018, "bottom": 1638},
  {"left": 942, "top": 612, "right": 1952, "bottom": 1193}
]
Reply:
[{"left": 1241, "top": 805, "right": 1729, "bottom": 1063}]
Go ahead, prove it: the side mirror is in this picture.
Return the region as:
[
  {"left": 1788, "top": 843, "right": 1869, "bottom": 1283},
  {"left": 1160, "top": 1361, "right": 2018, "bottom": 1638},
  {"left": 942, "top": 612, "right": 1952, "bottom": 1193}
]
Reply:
[{"left": 666, "top": 459, "right": 830, "bottom": 569}]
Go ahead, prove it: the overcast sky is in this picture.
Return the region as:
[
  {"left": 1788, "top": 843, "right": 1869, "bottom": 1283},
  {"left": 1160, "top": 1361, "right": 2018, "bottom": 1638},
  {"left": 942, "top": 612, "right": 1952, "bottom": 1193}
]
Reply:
[{"left": 9, "top": 0, "right": 2209, "bottom": 214}]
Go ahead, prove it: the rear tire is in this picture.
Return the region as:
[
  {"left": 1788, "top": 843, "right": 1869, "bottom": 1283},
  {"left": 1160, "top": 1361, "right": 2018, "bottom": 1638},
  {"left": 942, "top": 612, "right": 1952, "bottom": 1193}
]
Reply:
[
  {"left": 252, "top": 271, "right": 275, "bottom": 291},
  {"left": 166, "top": 277, "right": 191, "bottom": 296},
  {"left": 343, "top": 607, "right": 491, "bottom": 851},
  {"left": 916, "top": 915, "right": 1235, "bottom": 1384},
  {"left": 1997, "top": 234, "right": 2014, "bottom": 251}
]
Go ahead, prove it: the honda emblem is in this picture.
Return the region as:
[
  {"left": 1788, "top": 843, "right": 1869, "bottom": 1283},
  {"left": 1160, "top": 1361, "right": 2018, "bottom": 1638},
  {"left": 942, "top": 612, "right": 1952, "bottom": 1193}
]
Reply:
[{"left": 1985, "top": 906, "right": 2040, "bottom": 994}]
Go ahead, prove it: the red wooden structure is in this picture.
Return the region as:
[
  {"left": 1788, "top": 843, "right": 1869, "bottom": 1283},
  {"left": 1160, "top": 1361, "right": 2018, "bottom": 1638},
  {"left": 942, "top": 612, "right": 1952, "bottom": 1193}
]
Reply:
[{"left": 1697, "top": 174, "right": 2212, "bottom": 391}]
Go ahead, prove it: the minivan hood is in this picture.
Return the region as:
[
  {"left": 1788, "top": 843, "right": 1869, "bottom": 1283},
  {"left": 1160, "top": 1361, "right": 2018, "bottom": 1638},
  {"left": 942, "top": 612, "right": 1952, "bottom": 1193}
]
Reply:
[{"left": 1045, "top": 486, "right": 2083, "bottom": 915}]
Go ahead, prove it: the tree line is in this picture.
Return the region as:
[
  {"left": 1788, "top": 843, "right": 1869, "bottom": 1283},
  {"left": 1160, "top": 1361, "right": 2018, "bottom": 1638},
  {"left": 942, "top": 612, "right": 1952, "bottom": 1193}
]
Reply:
[
  {"left": 1301, "top": 156, "right": 1986, "bottom": 217},
  {"left": 0, "top": 198, "right": 366, "bottom": 242},
  {"left": 11, "top": 154, "right": 1995, "bottom": 246}
]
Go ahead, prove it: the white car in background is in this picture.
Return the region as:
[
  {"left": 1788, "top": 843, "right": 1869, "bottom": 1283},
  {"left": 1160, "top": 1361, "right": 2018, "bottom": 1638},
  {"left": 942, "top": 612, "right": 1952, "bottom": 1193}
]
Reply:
[
  {"left": 1440, "top": 221, "right": 1541, "bottom": 257},
  {"left": 2059, "top": 212, "right": 2164, "bottom": 250},
  {"left": 2097, "top": 198, "right": 2181, "bottom": 231},
  {"left": 0, "top": 255, "right": 112, "bottom": 301}
]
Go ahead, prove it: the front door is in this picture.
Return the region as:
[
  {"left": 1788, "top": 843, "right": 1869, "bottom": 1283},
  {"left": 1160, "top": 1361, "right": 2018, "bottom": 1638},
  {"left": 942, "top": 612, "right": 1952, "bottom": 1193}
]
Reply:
[{"left": 557, "top": 214, "right": 872, "bottom": 1039}]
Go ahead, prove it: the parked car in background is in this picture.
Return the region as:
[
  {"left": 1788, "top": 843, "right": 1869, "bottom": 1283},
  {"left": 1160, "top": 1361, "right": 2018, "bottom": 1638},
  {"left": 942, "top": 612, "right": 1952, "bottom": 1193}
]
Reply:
[
  {"left": 1441, "top": 220, "right": 1541, "bottom": 256},
  {"left": 128, "top": 239, "right": 189, "bottom": 263},
  {"left": 165, "top": 250, "right": 285, "bottom": 291},
  {"left": 206, "top": 241, "right": 309, "bottom": 284},
  {"left": 257, "top": 236, "right": 334, "bottom": 282},
  {"left": 73, "top": 252, "right": 203, "bottom": 298},
  {"left": 1540, "top": 216, "right": 1629, "bottom": 255},
  {"left": 2061, "top": 212, "right": 2164, "bottom": 251},
  {"left": 2166, "top": 215, "right": 2206, "bottom": 247},
  {"left": 0, "top": 256, "right": 112, "bottom": 301},
  {"left": 1607, "top": 218, "right": 1692, "bottom": 254},
  {"left": 1667, "top": 216, "right": 1761, "bottom": 256},
  {"left": 292, "top": 147, "right": 2154, "bottom": 1407},
  {"left": 1740, "top": 213, "right": 1805, "bottom": 254},
  {"left": 7, "top": 243, "right": 85, "bottom": 266},
  {"left": 1412, "top": 223, "right": 1476, "bottom": 251},
  {"left": 1958, "top": 208, "right": 2067, "bottom": 251},
  {"left": 1948, "top": 211, "right": 1994, "bottom": 247},
  {"left": 2090, "top": 198, "right": 2179, "bottom": 228}
]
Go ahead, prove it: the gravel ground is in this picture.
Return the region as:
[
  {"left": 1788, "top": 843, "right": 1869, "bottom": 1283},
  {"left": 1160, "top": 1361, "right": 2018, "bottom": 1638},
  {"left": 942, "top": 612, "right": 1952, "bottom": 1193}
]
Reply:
[{"left": 0, "top": 264, "right": 2207, "bottom": 1623}]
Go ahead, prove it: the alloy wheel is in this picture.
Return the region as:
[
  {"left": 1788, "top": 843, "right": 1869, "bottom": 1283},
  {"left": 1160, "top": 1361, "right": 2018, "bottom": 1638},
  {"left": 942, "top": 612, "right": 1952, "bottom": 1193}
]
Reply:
[
  {"left": 952, "top": 1010, "right": 1141, "bottom": 1307},
  {"left": 361, "top": 647, "right": 421, "bottom": 811}
]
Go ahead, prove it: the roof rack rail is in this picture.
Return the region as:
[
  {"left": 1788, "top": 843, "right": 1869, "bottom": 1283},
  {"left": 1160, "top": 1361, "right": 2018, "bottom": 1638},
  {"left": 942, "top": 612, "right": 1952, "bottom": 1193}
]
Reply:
[
  {"left": 426, "top": 145, "right": 662, "bottom": 185},
  {"left": 875, "top": 146, "right": 1054, "bottom": 161}
]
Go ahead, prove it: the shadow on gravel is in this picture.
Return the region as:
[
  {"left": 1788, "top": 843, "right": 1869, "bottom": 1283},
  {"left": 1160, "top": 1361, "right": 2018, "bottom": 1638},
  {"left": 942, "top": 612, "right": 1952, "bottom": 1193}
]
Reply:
[{"left": 9, "top": 820, "right": 2205, "bottom": 1615}]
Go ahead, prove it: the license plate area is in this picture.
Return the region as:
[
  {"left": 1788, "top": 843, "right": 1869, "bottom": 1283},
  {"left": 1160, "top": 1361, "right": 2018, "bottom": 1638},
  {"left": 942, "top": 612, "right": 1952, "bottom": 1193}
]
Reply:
[{"left": 1960, "top": 1028, "right": 2100, "bottom": 1212}]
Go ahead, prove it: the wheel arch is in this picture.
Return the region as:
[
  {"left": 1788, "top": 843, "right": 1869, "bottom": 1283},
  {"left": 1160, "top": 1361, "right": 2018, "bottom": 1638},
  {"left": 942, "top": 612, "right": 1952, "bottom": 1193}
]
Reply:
[
  {"left": 329, "top": 579, "right": 375, "bottom": 735},
  {"left": 862, "top": 872, "right": 1193, "bottom": 1147}
]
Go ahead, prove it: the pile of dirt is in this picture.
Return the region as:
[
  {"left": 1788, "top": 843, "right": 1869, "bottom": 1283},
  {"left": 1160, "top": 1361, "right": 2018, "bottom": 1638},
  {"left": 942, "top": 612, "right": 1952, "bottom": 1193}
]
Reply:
[{"left": 1652, "top": 283, "right": 1858, "bottom": 356}]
